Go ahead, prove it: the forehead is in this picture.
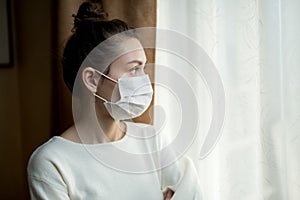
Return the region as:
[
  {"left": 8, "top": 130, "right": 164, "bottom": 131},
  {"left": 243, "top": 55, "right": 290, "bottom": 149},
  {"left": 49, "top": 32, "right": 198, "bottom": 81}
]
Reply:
[
  {"left": 113, "top": 38, "right": 146, "bottom": 64},
  {"left": 121, "top": 38, "right": 144, "bottom": 52}
]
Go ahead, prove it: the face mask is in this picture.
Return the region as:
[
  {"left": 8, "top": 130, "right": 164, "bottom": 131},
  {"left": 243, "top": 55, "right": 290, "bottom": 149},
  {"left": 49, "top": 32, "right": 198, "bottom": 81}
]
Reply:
[{"left": 93, "top": 69, "right": 153, "bottom": 120}]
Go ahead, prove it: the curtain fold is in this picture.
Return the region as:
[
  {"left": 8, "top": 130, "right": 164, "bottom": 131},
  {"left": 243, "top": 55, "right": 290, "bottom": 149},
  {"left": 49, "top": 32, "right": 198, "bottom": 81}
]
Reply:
[{"left": 156, "top": 0, "right": 300, "bottom": 199}]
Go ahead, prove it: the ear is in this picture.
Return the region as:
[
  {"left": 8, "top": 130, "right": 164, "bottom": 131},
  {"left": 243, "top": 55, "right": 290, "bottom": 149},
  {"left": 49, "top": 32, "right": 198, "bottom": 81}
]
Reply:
[{"left": 81, "top": 67, "right": 100, "bottom": 93}]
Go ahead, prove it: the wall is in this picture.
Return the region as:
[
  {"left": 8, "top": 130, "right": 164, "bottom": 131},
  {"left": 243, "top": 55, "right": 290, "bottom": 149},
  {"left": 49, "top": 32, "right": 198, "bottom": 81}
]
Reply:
[{"left": 0, "top": 0, "right": 54, "bottom": 199}]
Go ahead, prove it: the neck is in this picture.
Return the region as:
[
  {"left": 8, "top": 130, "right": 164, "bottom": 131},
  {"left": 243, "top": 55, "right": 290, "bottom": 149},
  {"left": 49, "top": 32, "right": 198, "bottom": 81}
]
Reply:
[{"left": 74, "top": 98, "right": 126, "bottom": 144}]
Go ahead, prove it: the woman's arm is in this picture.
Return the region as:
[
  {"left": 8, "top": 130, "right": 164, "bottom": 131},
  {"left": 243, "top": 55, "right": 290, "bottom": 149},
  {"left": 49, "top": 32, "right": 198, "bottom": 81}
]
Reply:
[
  {"left": 160, "top": 156, "right": 203, "bottom": 200},
  {"left": 27, "top": 146, "right": 70, "bottom": 200},
  {"left": 28, "top": 176, "right": 70, "bottom": 200},
  {"left": 151, "top": 125, "right": 202, "bottom": 199}
]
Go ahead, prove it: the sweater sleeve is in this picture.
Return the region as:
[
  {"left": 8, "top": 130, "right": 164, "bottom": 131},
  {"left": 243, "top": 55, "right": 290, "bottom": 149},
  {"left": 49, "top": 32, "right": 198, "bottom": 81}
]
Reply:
[
  {"left": 160, "top": 156, "right": 203, "bottom": 200},
  {"left": 28, "top": 176, "right": 70, "bottom": 200},
  {"left": 153, "top": 126, "right": 203, "bottom": 200},
  {"left": 27, "top": 144, "right": 70, "bottom": 200}
]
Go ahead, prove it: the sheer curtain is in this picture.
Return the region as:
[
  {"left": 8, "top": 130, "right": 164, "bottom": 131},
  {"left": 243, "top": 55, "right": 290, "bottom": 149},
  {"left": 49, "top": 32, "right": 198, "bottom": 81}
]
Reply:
[{"left": 155, "top": 0, "right": 300, "bottom": 199}]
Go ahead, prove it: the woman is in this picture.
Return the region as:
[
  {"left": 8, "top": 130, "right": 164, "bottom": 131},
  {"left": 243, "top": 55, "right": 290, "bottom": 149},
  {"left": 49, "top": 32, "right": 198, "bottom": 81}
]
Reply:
[{"left": 27, "top": 1, "right": 202, "bottom": 199}]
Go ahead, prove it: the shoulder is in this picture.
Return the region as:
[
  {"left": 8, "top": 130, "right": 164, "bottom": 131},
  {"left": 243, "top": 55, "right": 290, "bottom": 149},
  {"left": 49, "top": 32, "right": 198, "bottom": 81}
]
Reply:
[
  {"left": 27, "top": 137, "right": 66, "bottom": 178},
  {"left": 27, "top": 137, "right": 70, "bottom": 195},
  {"left": 28, "top": 137, "right": 62, "bottom": 161}
]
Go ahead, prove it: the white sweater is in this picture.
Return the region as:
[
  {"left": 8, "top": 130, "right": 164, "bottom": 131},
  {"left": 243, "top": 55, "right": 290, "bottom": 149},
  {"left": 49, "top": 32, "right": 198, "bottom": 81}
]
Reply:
[{"left": 27, "top": 122, "right": 202, "bottom": 199}]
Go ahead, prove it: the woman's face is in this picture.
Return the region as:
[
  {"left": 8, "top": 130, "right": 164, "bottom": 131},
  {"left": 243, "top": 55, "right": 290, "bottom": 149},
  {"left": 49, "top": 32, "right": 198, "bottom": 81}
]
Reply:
[{"left": 97, "top": 38, "right": 147, "bottom": 102}]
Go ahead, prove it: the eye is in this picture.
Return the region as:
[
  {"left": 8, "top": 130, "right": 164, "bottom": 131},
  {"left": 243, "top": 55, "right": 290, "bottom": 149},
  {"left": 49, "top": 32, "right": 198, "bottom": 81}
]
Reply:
[
  {"left": 129, "top": 66, "right": 138, "bottom": 75},
  {"left": 128, "top": 64, "right": 146, "bottom": 76}
]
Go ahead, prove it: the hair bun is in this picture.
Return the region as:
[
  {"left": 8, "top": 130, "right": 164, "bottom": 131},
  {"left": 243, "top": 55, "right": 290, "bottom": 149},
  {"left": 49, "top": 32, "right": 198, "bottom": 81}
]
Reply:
[{"left": 73, "top": 0, "right": 108, "bottom": 29}]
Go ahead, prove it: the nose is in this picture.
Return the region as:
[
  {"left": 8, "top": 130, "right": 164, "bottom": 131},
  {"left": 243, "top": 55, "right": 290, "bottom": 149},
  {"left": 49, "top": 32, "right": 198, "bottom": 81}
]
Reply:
[{"left": 139, "top": 68, "right": 146, "bottom": 76}]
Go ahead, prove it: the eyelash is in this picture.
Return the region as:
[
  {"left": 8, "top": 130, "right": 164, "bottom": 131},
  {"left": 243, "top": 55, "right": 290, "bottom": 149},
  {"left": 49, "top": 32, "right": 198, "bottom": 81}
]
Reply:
[{"left": 129, "top": 65, "right": 146, "bottom": 74}]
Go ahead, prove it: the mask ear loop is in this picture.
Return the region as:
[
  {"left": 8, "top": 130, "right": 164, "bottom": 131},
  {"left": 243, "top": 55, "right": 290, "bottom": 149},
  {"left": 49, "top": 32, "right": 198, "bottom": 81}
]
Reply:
[
  {"left": 92, "top": 68, "right": 118, "bottom": 103},
  {"left": 94, "top": 68, "right": 118, "bottom": 83},
  {"left": 93, "top": 92, "right": 108, "bottom": 103}
]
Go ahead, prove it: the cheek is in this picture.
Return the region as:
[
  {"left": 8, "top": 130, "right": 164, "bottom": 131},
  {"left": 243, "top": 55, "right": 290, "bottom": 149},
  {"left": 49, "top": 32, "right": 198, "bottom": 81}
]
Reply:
[
  {"left": 108, "top": 64, "right": 129, "bottom": 80},
  {"left": 111, "top": 71, "right": 128, "bottom": 79},
  {"left": 110, "top": 83, "right": 121, "bottom": 102},
  {"left": 97, "top": 79, "right": 121, "bottom": 102}
]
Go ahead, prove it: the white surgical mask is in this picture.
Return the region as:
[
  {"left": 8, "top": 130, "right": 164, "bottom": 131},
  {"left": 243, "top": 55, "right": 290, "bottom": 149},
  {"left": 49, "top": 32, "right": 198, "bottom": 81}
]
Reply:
[{"left": 93, "top": 69, "right": 153, "bottom": 120}]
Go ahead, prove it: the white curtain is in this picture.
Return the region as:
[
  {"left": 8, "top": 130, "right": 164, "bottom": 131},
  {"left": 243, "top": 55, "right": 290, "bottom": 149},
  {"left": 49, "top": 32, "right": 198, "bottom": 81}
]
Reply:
[{"left": 154, "top": 0, "right": 300, "bottom": 199}]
